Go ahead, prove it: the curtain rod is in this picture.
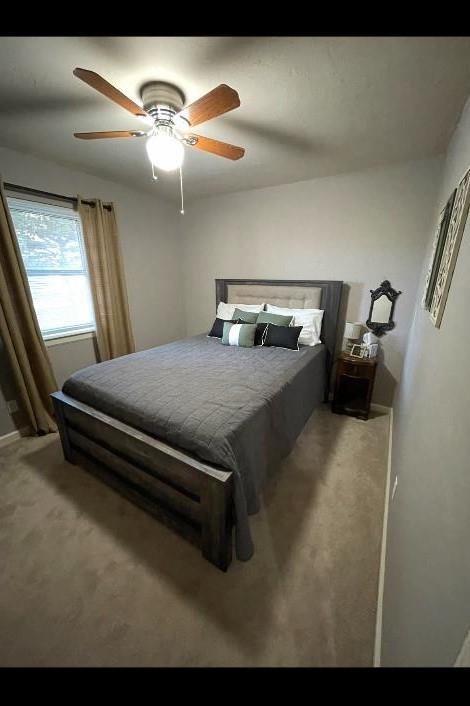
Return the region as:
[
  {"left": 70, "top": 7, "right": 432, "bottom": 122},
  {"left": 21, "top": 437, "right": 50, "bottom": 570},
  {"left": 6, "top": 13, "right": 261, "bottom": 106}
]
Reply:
[{"left": 4, "top": 182, "right": 112, "bottom": 210}]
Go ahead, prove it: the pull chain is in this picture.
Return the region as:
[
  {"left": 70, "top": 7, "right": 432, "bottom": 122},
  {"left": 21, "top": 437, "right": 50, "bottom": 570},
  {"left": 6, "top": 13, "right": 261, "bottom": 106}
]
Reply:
[
  {"left": 151, "top": 162, "right": 184, "bottom": 215},
  {"left": 179, "top": 165, "right": 185, "bottom": 215}
]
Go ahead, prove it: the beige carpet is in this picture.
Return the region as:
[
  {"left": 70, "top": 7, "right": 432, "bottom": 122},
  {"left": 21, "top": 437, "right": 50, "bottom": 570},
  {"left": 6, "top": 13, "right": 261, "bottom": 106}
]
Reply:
[{"left": 0, "top": 405, "right": 389, "bottom": 667}]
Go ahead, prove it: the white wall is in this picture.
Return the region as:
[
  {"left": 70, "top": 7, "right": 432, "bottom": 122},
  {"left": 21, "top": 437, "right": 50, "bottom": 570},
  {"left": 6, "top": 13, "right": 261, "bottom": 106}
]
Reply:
[
  {"left": 0, "top": 145, "right": 183, "bottom": 433},
  {"left": 382, "top": 96, "right": 470, "bottom": 665},
  {"left": 181, "top": 158, "right": 442, "bottom": 406}
]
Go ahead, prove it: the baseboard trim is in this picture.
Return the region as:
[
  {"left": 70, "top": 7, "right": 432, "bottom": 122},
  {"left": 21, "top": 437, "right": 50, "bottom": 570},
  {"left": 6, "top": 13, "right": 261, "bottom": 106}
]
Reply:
[
  {"left": 327, "top": 392, "right": 392, "bottom": 416},
  {"left": 0, "top": 427, "right": 29, "bottom": 449},
  {"left": 455, "top": 629, "right": 470, "bottom": 666},
  {"left": 373, "top": 406, "right": 394, "bottom": 667},
  {"left": 0, "top": 429, "right": 22, "bottom": 449},
  {"left": 370, "top": 403, "right": 392, "bottom": 414}
]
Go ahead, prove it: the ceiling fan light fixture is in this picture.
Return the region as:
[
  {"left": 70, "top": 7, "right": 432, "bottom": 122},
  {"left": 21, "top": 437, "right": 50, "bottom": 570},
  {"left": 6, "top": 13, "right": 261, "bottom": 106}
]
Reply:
[{"left": 146, "top": 130, "right": 184, "bottom": 172}]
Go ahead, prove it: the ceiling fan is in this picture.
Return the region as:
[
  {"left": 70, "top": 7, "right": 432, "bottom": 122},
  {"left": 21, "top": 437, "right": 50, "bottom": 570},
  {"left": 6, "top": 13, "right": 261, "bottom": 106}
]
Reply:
[{"left": 72, "top": 68, "right": 245, "bottom": 210}]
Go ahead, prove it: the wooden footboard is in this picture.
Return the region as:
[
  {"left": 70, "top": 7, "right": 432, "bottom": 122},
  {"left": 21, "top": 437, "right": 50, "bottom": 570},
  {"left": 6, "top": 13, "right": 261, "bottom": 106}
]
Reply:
[{"left": 51, "top": 392, "right": 234, "bottom": 571}]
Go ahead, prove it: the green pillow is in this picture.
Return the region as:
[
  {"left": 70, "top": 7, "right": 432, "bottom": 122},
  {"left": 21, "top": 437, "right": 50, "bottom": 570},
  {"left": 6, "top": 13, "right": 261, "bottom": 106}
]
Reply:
[
  {"left": 233, "top": 308, "right": 258, "bottom": 323},
  {"left": 222, "top": 321, "right": 256, "bottom": 347},
  {"left": 257, "top": 311, "right": 294, "bottom": 326}
]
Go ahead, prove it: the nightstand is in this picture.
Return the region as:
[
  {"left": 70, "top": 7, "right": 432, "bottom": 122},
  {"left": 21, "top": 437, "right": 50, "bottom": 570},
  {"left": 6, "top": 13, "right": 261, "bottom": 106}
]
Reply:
[{"left": 332, "top": 352, "right": 377, "bottom": 420}]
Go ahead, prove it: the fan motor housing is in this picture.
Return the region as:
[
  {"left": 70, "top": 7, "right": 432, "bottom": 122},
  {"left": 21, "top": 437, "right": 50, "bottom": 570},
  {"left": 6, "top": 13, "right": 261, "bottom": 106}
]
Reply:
[{"left": 140, "top": 81, "right": 185, "bottom": 117}]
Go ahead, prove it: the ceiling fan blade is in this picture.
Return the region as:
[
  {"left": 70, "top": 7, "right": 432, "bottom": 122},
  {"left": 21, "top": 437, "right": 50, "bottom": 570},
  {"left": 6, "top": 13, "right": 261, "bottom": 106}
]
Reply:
[
  {"left": 73, "top": 68, "right": 148, "bottom": 118},
  {"left": 188, "top": 134, "right": 245, "bottom": 160},
  {"left": 74, "top": 130, "right": 146, "bottom": 140},
  {"left": 178, "top": 84, "right": 240, "bottom": 127}
]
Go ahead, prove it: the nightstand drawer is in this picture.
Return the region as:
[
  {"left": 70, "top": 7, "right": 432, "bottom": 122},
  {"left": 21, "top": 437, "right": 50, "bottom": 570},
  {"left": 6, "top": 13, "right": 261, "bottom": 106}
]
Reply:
[{"left": 338, "top": 360, "right": 375, "bottom": 379}]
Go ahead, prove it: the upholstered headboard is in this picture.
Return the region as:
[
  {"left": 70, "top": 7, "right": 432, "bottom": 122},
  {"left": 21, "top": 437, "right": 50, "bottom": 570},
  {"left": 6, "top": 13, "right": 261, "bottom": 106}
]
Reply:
[
  {"left": 215, "top": 278, "right": 343, "bottom": 394},
  {"left": 225, "top": 283, "right": 322, "bottom": 309}
]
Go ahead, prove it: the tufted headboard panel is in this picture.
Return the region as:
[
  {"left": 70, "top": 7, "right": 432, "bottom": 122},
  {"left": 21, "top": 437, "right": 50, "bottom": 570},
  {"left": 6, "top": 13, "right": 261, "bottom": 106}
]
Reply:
[{"left": 226, "top": 283, "right": 322, "bottom": 309}]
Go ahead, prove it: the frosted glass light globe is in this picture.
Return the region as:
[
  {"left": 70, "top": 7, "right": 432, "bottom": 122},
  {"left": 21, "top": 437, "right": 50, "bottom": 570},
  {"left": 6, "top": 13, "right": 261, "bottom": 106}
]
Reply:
[
  {"left": 146, "top": 134, "right": 184, "bottom": 172},
  {"left": 173, "top": 115, "right": 190, "bottom": 137}
]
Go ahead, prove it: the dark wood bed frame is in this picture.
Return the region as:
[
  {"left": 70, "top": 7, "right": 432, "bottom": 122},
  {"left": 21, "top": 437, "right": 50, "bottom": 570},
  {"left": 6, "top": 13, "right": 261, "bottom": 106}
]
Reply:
[{"left": 51, "top": 279, "right": 342, "bottom": 572}]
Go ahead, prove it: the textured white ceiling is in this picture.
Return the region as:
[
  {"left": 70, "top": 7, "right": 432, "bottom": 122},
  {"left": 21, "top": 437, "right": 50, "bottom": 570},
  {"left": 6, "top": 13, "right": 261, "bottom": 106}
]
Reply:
[{"left": 1, "top": 36, "right": 470, "bottom": 201}]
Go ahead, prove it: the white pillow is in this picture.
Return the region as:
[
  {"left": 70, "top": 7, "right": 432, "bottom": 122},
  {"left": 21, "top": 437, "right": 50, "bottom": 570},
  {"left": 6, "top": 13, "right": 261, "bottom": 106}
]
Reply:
[
  {"left": 216, "top": 302, "right": 265, "bottom": 321},
  {"left": 266, "top": 304, "right": 324, "bottom": 346}
]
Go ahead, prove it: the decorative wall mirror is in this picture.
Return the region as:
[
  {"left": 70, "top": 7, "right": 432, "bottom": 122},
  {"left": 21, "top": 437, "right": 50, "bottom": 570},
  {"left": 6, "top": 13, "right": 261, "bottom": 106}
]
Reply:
[{"left": 366, "top": 280, "right": 402, "bottom": 337}]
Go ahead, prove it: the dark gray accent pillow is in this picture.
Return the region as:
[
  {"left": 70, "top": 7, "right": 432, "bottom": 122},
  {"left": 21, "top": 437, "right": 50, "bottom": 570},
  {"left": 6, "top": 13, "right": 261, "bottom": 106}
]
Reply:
[
  {"left": 208, "top": 317, "right": 239, "bottom": 338},
  {"left": 254, "top": 322, "right": 269, "bottom": 346},
  {"left": 263, "top": 324, "right": 303, "bottom": 351}
]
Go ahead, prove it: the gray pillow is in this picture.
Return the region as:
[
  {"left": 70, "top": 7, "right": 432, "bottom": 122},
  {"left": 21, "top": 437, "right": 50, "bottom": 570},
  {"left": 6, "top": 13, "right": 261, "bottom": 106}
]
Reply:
[
  {"left": 222, "top": 322, "right": 256, "bottom": 347},
  {"left": 257, "top": 311, "right": 294, "bottom": 326},
  {"left": 233, "top": 308, "right": 259, "bottom": 324}
]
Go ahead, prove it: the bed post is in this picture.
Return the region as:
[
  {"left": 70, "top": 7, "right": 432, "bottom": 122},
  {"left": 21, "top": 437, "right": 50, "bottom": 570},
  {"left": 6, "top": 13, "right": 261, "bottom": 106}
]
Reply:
[
  {"left": 51, "top": 393, "right": 76, "bottom": 465},
  {"left": 200, "top": 473, "right": 233, "bottom": 572}
]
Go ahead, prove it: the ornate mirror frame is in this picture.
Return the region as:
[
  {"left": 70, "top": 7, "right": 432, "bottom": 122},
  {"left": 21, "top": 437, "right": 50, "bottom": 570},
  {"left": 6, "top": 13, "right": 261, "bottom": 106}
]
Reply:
[{"left": 366, "top": 280, "right": 402, "bottom": 337}]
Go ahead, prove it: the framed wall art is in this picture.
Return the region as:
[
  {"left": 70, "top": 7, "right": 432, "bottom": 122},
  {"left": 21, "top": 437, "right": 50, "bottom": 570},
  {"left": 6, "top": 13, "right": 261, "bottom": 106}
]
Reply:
[
  {"left": 430, "top": 167, "right": 470, "bottom": 328},
  {"left": 422, "top": 188, "right": 455, "bottom": 310}
]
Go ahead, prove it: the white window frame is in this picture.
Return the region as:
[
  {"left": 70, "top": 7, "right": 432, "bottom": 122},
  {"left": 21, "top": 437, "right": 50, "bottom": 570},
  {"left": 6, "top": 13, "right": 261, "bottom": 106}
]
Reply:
[{"left": 7, "top": 195, "right": 96, "bottom": 342}]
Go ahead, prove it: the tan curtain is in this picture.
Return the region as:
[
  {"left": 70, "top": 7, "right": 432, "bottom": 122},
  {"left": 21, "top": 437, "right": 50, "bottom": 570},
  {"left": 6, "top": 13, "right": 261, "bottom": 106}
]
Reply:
[
  {"left": 0, "top": 179, "right": 57, "bottom": 434},
  {"left": 77, "top": 198, "right": 135, "bottom": 361}
]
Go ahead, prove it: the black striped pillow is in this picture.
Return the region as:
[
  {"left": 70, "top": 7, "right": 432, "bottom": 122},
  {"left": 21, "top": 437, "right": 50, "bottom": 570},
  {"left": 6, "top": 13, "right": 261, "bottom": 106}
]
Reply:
[{"left": 262, "top": 323, "right": 303, "bottom": 351}]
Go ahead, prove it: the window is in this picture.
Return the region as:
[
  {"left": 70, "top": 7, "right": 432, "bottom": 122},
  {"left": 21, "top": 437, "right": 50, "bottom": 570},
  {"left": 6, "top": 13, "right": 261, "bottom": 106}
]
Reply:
[{"left": 7, "top": 197, "right": 95, "bottom": 340}]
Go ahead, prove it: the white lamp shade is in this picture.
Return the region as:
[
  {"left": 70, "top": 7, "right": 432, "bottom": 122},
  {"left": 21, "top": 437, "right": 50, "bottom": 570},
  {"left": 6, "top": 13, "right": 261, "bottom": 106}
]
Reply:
[{"left": 344, "top": 322, "right": 362, "bottom": 339}]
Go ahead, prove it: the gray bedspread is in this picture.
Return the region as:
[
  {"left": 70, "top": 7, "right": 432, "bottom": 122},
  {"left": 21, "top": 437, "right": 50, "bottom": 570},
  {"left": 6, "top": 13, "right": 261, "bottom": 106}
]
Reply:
[{"left": 62, "top": 335, "right": 326, "bottom": 560}]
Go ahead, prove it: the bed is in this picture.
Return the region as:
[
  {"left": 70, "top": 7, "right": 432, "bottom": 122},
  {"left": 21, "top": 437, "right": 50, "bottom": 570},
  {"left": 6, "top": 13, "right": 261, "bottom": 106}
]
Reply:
[{"left": 51, "top": 279, "right": 342, "bottom": 571}]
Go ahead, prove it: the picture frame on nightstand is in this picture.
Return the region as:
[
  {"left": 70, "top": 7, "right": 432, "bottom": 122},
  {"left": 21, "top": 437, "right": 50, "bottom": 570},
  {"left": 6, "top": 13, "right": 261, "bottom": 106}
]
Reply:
[{"left": 350, "top": 344, "right": 365, "bottom": 358}]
